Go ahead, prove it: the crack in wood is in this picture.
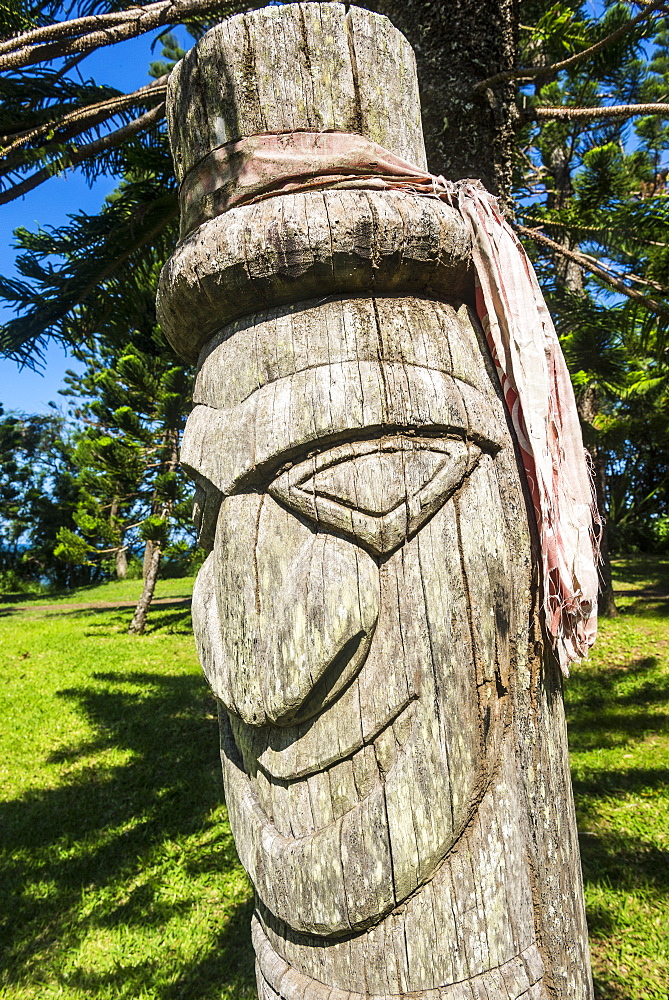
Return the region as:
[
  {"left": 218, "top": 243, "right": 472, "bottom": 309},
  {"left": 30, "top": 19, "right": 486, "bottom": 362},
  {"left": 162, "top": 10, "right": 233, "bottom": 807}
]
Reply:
[{"left": 163, "top": 5, "right": 594, "bottom": 996}]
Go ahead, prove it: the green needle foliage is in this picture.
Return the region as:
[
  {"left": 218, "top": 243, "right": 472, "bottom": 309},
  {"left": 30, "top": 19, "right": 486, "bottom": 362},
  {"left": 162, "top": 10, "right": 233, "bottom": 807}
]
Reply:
[
  {"left": 0, "top": 405, "right": 83, "bottom": 589},
  {"left": 0, "top": 0, "right": 252, "bottom": 213},
  {"left": 0, "top": 328, "right": 197, "bottom": 596},
  {"left": 0, "top": 150, "right": 179, "bottom": 362}
]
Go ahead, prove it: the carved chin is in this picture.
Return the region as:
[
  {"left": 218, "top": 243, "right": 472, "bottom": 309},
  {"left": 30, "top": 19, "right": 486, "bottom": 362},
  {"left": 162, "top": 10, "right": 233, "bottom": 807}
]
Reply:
[{"left": 219, "top": 696, "right": 504, "bottom": 938}]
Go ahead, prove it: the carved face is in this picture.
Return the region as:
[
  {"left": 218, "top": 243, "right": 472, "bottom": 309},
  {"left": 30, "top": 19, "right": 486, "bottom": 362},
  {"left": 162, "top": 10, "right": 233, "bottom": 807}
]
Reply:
[{"left": 185, "top": 296, "right": 521, "bottom": 939}]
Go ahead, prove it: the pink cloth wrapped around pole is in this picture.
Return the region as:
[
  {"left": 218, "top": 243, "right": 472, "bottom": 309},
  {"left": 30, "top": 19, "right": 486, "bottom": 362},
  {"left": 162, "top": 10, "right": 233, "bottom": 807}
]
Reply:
[{"left": 179, "top": 130, "right": 600, "bottom": 672}]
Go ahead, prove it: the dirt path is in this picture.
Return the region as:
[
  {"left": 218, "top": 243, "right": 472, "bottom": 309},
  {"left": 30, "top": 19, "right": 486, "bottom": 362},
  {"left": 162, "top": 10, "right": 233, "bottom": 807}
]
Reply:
[{"left": 2, "top": 596, "right": 191, "bottom": 613}]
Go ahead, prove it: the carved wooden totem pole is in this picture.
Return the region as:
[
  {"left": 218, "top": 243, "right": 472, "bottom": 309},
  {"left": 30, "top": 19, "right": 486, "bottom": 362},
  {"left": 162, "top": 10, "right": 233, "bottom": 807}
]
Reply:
[{"left": 157, "top": 5, "right": 595, "bottom": 998}]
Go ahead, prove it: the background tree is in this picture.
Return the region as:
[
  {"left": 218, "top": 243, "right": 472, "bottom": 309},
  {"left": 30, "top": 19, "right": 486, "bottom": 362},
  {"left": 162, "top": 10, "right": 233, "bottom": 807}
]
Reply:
[
  {"left": 2, "top": 0, "right": 669, "bottom": 614},
  {"left": 60, "top": 333, "right": 194, "bottom": 571},
  {"left": 0, "top": 338, "right": 196, "bottom": 614},
  {"left": 0, "top": 405, "right": 87, "bottom": 589},
  {"left": 512, "top": 0, "right": 669, "bottom": 610}
]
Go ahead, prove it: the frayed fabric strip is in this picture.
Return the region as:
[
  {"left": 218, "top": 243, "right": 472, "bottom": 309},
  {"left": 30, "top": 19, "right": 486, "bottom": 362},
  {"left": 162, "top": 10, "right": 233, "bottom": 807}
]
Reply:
[
  {"left": 453, "top": 185, "right": 600, "bottom": 672},
  {"left": 179, "top": 130, "right": 600, "bottom": 671}
]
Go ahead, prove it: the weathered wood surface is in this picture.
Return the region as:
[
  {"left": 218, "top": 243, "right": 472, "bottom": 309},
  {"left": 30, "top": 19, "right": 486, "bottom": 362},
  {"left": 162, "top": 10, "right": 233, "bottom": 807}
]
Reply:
[
  {"left": 158, "top": 4, "right": 593, "bottom": 998},
  {"left": 157, "top": 190, "right": 472, "bottom": 364},
  {"left": 166, "top": 4, "right": 426, "bottom": 184}
]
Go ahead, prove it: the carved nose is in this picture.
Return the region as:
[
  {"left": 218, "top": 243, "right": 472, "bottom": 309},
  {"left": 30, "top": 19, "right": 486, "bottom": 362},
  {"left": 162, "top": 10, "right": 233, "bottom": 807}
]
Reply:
[
  {"left": 258, "top": 529, "right": 379, "bottom": 725},
  {"left": 193, "top": 493, "right": 379, "bottom": 728},
  {"left": 193, "top": 435, "right": 479, "bottom": 728}
]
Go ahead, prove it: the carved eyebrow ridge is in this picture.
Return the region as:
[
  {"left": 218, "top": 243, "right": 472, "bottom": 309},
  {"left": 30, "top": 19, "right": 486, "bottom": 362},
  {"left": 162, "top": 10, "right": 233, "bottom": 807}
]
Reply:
[{"left": 184, "top": 423, "right": 500, "bottom": 501}]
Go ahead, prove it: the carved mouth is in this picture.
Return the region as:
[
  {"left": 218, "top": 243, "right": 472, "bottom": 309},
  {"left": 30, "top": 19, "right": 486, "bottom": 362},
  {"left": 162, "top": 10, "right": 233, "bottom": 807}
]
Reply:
[
  {"left": 219, "top": 687, "right": 492, "bottom": 939},
  {"left": 229, "top": 695, "right": 416, "bottom": 785},
  {"left": 220, "top": 694, "right": 428, "bottom": 936},
  {"left": 229, "top": 699, "right": 418, "bottom": 841}
]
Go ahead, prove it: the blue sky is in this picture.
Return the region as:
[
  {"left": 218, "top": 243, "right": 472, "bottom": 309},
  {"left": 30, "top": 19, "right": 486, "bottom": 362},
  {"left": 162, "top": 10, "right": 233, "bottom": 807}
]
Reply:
[
  {"left": 0, "top": 28, "right": 182, "bottom": 415},
  {"left": 0, "top": 0, "right": 649, "bottom": 415}
]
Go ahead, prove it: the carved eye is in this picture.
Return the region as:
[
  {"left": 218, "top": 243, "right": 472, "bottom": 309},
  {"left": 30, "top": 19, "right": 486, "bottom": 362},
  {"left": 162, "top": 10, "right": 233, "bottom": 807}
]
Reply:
[{"left": 268, "top": 435, "right": 480, "bottom": 556}]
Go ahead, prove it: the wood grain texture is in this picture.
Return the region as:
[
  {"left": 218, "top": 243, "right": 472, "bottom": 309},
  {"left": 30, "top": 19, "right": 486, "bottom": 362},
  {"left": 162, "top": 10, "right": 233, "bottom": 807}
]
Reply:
[
  {"left": 253, "top": 914, "right": 549, "bottom": 1000},
  {"left": 161, "top": 5, "right": 594, "bottom": 998},
  {"left": 157, "top": 190, "right": 472, "bottom": 363},
  {"left": 166, "top": 3, "right": 425, "bottom": 184}
]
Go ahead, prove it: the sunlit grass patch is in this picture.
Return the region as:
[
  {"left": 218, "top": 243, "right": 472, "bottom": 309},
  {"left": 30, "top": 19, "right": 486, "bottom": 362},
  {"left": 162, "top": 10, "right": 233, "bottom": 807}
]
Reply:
[
  {"left": 0, "top": 602, "right": 255, "bottom": 1000},
  {"left": 566, "top": 556, "right": 669, "bottom": 1000}
]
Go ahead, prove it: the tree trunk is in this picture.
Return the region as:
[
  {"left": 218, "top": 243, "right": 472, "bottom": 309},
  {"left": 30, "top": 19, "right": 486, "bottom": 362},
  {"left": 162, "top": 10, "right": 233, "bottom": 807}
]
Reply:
[
  {"left": 158, "top": 5, "right": 594, "bottom": 998},
  {"left": 578, "top": 387, "right": 619, "bottom": 618},
  {"left": 363, "top": 0, "right": 518, "bottom": 208},
  {"left": 142, "top": 539, "right": 156, "bottom": 580},
  {"left": 109, "top": 497, "right": 128, "bottom": 580},
  {"left": 115, "top": 545, "right": 128, "bottom": 579},
  {"left": 128, "top": 542, "right": 161, "bottom": 634},
  {"left": 593, "top": 448, "right": 619, "bottom": 617},
  {"left": 130, "top": 425, "right": 180, "bottom": 632}
]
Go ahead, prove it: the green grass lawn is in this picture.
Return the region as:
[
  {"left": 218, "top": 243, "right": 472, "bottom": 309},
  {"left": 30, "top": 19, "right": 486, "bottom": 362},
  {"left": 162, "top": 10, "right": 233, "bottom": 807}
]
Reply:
[
  {"left": 0, "top": 591, "right": 255, "bottom": 1000},
  {"left": 0, "top": 563, "right": 667, "bottom": 999},
  {"left": 1, "top": 575, "right": 195, "bottom": 605},
  {"left": 567, "top": 556, "right": 669, "bottom": 1000}
]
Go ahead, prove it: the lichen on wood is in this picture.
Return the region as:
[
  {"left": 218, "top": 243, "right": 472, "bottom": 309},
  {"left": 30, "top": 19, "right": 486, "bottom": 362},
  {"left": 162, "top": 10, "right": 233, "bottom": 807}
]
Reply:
[{"left": 158, "top": 5, "right": 594, "bottom": 998}]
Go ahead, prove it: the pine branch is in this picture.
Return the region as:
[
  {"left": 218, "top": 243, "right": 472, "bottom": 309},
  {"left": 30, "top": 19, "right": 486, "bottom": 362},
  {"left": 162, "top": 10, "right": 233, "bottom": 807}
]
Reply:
[
  {"left": 520, "top": 214, "right": 669, "bottom": 250},
  {"left": 0, "top": 72, "right": 120, "bottom": 132},
  {"left": 0, "top": 0, "right": 244, "bottom": 72},
  {"left": 74, "top": 203, "right": 178, "bottom": 313},
  {"left": 0, "top": 103, "right": 165, "bottom": 205},
  {"left": 51, "top": 51, "right": 88, "bottom": 82},
  {"left": 529, "top": 102, "right": 669, "bottom": 121},
  {"left": 632, "top": 0, "right": 669, "bottom": 13},
  {"left": 0, "top": 7, "right": 161, "bottom": 55},
  {"left": 516, "top": 223, "right": 669, "bottom": 318},
  {"left": 0, "top": 74, "right": 169, "bottom": 159},
  {"left": 577, "top": 253, "right": 667, "bottom": 293},
  {"left": 474, "top": 0, "right": 665, "bottom": 93},
  {"left": 0, "top": 176, "right": 179, "bottom": 363}
]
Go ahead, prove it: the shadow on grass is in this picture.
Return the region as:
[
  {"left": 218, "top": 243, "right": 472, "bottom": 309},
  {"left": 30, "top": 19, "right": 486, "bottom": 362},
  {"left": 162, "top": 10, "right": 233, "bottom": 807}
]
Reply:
[
  {"left": 611, "top": 555, "right": 669, "bottom": 592},
  {"left": 581, "top": 825, "right": 669, "bottom": 1000},
  {"left": 618, "top": 595, "right": 669, "bottom": 618},
  {"left": 0, "top": 581, "right": 122, "bottom": 605},
  {"left": 0, "top": 668, "right": 256, "bottom": 999},
  {"left": 0, "top": 589, "right": 61, "bottom": 604},
  {"left": 145, "top": 606, "right": 193, "bottom": 634},
  {"left": 73, "top": 604, "right": 193, "bottom": 635},
  {"left": 591, "top": 974, "right": 630, "bottom": 1000},
  {"left": 578, "top": 824, "right": 669, "bottom": 895},
  {"left": 564, "top": 627, "right": 669, "bottom": 998},
  {"left": 566, "top": 657, "right": 669, "bottom": 750},
  {"left": 51, "top": 896, "right": 257, "bottom": 1000},
  {"left": 573, "top": 764, "right": 669, "bottom": 800},
  {"left": 0, "top": 602, "right": 193, "bottom": 629}
]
